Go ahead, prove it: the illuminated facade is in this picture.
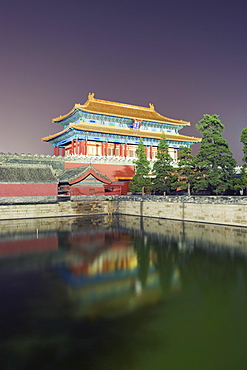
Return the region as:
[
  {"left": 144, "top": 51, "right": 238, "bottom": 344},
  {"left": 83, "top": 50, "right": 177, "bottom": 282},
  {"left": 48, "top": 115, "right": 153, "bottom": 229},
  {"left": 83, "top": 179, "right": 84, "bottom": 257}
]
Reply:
[{"left": 42, "top": 93, "right": 200, "bottom": 162}]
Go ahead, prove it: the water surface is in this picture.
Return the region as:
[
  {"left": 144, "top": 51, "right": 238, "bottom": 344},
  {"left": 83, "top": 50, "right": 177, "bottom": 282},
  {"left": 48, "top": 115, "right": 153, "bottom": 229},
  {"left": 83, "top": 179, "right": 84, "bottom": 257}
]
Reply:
[{"left": 0, "top": 215, "right": 247, "bottom": 369}]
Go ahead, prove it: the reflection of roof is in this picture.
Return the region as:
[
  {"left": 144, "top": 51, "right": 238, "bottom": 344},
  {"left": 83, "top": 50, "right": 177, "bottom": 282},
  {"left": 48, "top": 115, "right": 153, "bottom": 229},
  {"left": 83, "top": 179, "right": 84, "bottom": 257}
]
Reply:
[
  {"left": 59, "top": 164, "right": 112, "bottom": 184},
  {"left": 58, "top": 265, "right": 162, "bottom": 318},
  {"left": 0, "top": 164, "right": 58, "bottom": 184},
  {"left": 43, "top": 122, "right": 201, "bottom": 143},
  {"left": 52, "top": 92, "right": 190, "bottom": 126}
]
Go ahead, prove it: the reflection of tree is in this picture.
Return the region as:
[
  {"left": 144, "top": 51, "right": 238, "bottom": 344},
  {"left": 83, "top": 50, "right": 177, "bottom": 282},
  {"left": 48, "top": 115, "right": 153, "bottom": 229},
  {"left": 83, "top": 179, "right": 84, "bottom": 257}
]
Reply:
[
  {"left": 133, "top": 235, "right": 151, "bottom": 289},
  {"left": 185, "top": 247, "right": 239, "bottom": 300},
  {"left": 51, "top": 218, "right": 247, "bottom": 324},
  {"left": 57, "top": 231, "right": 71, "bottom": 250},
  {"left": 130, "top": 226, "right": 247, "bottom": 308},
  {"left": 152, "top": 237, "right": 180, "bottom": 294}
]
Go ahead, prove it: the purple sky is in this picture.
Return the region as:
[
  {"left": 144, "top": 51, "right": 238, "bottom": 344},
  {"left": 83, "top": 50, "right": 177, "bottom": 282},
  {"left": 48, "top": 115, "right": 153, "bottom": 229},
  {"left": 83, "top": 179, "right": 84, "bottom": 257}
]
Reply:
[{"left": 1, "top": 0, "right": 246, "bottom": 164}]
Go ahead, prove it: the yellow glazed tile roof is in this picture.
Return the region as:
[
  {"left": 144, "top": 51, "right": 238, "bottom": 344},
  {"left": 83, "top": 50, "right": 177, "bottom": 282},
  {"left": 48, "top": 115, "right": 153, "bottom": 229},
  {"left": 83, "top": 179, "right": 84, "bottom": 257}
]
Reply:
[
  {"left": 52, "top": 93, "right": 190, "bottom": 126},
  {"left": 42, "top": 122, "right": 200, "bottom": 143}
]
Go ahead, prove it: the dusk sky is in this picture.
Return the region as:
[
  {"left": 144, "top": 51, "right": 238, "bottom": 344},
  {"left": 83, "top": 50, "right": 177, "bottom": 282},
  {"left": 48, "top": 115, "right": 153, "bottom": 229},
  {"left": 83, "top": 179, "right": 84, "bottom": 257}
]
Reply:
[{"left": 1, "top": 0, "right": 246, "bottom": 164}]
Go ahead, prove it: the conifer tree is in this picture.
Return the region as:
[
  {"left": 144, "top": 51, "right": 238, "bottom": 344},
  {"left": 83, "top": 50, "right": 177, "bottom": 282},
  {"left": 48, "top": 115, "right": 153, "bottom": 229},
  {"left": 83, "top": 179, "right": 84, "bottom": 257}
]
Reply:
[
  {"left": 234, "top": 166, "right": 247, "bottom": 195},
  {"left": 240, "top": 128, "right": 247, "bottom": 165},
  {"left": 130, "top": 138, "right": 151, "bottom": 193},
  {"left": 152, "top": 133, "right": 176, "bottom": 194},
  {"left": 234, "top": 128, "right": 247, "bottom": 194},
  {"left": 194, "top": 114, "right": 236, "bottom": 194},
  {"left": 173, "top": 146, "right": 195, "bottom": 196}
]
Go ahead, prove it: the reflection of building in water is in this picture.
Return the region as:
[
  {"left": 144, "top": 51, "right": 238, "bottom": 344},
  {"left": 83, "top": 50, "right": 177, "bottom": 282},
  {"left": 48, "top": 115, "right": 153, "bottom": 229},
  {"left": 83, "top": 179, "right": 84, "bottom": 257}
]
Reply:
[
  {"left": 0, "top": 232, "right": 58, "bottom": 258},
  {"left": 68, "top": 233, "right": 138, "bottom": 277},
  {"left": 56, "top": 232, "right": 162, "bottom": 317},
  {"left": 170, "top": 267, "right": 182, "bottom": 292},
  {"left": 64, "top": 232, "right": 139, "bottom": 278},
  {"left": 0, "top": 216, "right": 113, "bottom": 261},
  {"left": 0, "top": 226, "right": 60, "bottom": 272}
]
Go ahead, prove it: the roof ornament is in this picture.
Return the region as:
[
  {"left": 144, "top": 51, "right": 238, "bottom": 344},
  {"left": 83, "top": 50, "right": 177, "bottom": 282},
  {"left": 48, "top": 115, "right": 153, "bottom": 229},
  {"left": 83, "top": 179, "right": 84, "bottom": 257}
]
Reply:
[
  {"left": 149, "top": 103, "right": 155, "bottom": 110},
  {"left": 88, "top": 92, "right": 95, "bottom": 101}
]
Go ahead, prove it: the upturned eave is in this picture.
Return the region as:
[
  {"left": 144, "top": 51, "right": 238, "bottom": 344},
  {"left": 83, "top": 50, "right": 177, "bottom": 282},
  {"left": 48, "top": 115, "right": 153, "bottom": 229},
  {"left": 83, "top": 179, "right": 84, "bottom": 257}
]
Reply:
[
  {"left": 52, "top": 93, "right": 190, "bottom": 127},
  {"left": 42, "top": 122, "right": 201, "bottom": 143}
]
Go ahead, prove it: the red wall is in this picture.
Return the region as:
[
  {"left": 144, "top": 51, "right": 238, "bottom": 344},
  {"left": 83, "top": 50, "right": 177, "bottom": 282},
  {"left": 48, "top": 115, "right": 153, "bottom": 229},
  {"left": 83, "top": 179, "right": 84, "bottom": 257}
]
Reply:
[
  {"left": 70, "top": 185, "right": 105, "bottom": 196},
  {"left": 64, "top": 162, "right": 134, "bottom": 194},
  {"left": 64, "top": 162, "right": 135, "bottom": 181},
  {"left": 0, "top": 184, "right": 58, "bottom": 197}
]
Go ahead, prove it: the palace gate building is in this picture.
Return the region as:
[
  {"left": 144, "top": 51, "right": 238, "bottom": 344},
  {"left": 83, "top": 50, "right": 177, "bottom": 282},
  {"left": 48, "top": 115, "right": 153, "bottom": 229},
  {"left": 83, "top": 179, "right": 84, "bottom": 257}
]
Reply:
[{"left": 42, "top": 93, "right": 200, "bottom": 194}]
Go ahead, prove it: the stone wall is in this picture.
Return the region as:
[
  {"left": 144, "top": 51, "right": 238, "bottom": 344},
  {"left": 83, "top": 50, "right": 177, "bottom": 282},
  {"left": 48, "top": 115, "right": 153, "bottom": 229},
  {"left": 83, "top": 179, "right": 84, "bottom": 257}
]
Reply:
[
  {"left": 113, "top": 195, "right": 247, "bottom": 227},
  {"left": 0, "top": 196, "right": 58, "bottom": 204},
  {"left": 0, "top": 195, "right": 247, "bottom": 227},
  {"left": 0, "top": 201, "right": 109, "bottom": 220}
]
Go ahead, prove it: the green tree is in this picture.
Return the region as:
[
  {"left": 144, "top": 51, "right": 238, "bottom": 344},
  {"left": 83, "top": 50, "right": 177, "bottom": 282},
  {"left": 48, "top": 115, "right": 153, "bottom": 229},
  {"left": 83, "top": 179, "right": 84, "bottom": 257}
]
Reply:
[
  {"left": 130, "top": 138, "right": 151, "bottom": 193},
  {"left": 234, "top": 128, "right": 247, "bottom": 194},
  {"left": 194, "top": 114, "right": 236, "bottom": 194},
  {"left": 234, "top": 167, "right": 247, "bottom": 194},
  {"left": 240, "top": 128, "right": 247, "bottom": 164},
  {"left": 173, "top": 146, "right": 195, "bottom": 196},
  {"left": 152, "top": 133, "right": 176, "bottom": 194}
]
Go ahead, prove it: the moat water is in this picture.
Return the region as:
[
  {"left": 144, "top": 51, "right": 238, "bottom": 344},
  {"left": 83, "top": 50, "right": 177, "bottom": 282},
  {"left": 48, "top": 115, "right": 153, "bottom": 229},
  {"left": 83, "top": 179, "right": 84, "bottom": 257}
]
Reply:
[{"left": 0, "top": 215, "right": 247, "bottom": 370}]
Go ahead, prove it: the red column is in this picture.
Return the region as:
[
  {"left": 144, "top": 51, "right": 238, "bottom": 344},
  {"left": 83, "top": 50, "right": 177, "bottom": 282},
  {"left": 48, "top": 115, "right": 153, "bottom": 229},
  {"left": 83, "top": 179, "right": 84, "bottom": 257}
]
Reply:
[
  {"left": 150, "top": 146, "right": 153, "bottom": 159},
  {"left": 80, "top": 141, "right": 84, "bottom": 155},
  {"left": 61, "top": 148, "right": 65, "bottom": 157},
  {"left": 96, "top": 143, "right": 99, "bottom": 156},
  {"left": 145, "top": 146, "right": 148, "bottom": 157},
  {"left": 124, "top": 143, "right": 127, "bottom": 157},
  {"left": 75, "top": 138, "right": 79, "bottom": 155},
  {"left": 54, "top": 147, "right": 60, "bottom": 156},
  {"left": 105, "top": 142, "right": 108, "bottom": 156},
  {"left": 70, "top": 140, "right": 74, "bottom": 155},
  {"left": 174, "top": 149, "right": 178, "bottom": 161},
  {"left": 85, "top": 140, "right": 87, "bottom": 155},
  {"left": 120, "top": 144, "right": 123, "bottom": 157}
]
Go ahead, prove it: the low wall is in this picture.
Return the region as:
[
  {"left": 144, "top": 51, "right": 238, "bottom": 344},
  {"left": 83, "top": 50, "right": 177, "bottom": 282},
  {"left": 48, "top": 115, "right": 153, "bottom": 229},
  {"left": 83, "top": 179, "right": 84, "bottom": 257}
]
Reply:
[
  {"left": 0, "top": 201, "right": 109, "bottom": 220},
  {"left": 113, "top": 196, "right": 247, "bottom": 227},
  {"left": 0, "top": 196, "right": 247, "bottom": 227},
  {"left": 0, "top": 196, "right": 57, "bottom": 204}
]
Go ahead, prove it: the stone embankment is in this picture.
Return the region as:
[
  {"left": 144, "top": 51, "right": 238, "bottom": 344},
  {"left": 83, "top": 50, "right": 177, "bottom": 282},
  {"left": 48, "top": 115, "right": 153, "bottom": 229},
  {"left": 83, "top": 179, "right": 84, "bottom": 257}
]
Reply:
[
  {"left": 0, "top": 200, "right": 109, "bottom": 220},
  {"left": 0, "top": 195, "right": 246, "bottom": 227},
  {"left": 112, "top": 195, "right": 247, "bottom": 227}
]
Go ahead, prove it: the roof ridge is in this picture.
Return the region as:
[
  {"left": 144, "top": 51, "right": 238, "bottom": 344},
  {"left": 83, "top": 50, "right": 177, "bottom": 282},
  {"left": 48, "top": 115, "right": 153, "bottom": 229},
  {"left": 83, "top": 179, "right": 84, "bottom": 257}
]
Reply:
[
  {"left": 59, "top": 164, "right": 112, "bottom": 183},
  {"left": 52, "top": 92, "right": 190, "bottom": 125},
  {"left": 0, "top": 163, "right": 53, "bottom": 168},
  {"left": 84, "top": 92, "right": 155, "bottom": 112}
]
